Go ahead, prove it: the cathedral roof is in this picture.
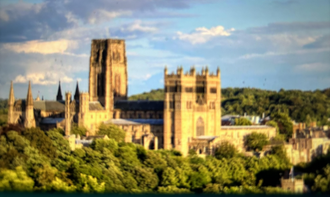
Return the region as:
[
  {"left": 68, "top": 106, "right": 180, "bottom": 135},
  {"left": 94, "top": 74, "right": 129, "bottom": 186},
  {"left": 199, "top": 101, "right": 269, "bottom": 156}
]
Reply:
[
  {"left": 14, "top": 100, "right": 65, "bottom": 112},
  {"left": 89, "top": 101, "right": 104, "bottom": 111},
  {"left": 114, "top": 100, "right": 164, "bottom": 111},
  {"left": 34, "top": 100, "right": 65, "bottom": 111},
  {"left": 104, "top": 119, "right": 163, "bottom": 125}
]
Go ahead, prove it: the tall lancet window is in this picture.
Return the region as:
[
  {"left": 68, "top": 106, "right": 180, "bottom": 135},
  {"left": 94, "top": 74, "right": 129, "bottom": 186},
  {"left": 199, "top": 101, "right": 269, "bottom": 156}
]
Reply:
[{"left": 196, "top": 117, "right": 205, "bottom": 136}]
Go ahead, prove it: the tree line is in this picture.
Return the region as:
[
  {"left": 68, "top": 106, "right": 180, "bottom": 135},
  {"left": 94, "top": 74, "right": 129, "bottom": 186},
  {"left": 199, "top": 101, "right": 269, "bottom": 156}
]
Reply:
[{"left": 0, "top": 123, "right": 329, "bottom": 194}]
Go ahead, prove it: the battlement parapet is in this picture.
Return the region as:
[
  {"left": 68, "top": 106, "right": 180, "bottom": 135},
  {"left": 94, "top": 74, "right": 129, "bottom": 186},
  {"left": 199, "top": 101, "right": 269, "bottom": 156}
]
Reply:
[{"left": 165, "top": 66, "right": 220, "bottom": 79}]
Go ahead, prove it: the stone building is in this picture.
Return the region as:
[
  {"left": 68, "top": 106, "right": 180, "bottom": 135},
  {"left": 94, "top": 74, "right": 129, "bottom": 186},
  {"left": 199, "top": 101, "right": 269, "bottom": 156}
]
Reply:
[{"left": 8, "top": 38, "right": 279, "bottom": 156}]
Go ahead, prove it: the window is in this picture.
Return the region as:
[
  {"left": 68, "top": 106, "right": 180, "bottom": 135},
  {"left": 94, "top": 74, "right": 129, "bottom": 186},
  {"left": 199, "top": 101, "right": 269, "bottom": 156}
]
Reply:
[
  {"left": 91, "top": 115, "right": 93, "bottom": 119},
  {"left": 196, "top": 86, "right": 204, "bottom": 93},
  {"left": 209, "top": 102, "right": 215, "bottom": 109},
  {"left": 138, "top": 113, "right": 142, "bottom": 119},
  {"left": 186, "top": 101, "right": 192, "bottom": 109},
  {"left": 210, "top": 87, "right": 217, "bottom": 93},
  {"left": 167, "top": 86, "right": 176, "bottom": 92},
  {"left": 185, "top": 87, "right": 193, "bottom": 92},
  {"left": 196, "top": 117, "right": 205, "bottom": 136},
  {"left": 170, "top": 101, "right": 174, "bottom": 109},
  {"left": 91, "top": 124, "right": 93, "bottom": 129}
]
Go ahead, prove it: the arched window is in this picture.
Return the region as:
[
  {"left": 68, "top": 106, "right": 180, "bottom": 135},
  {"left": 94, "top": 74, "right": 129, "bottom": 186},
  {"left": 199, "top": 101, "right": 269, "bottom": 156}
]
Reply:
[{"left": 196, "top": 117, "right": 204, "bottom": 136}]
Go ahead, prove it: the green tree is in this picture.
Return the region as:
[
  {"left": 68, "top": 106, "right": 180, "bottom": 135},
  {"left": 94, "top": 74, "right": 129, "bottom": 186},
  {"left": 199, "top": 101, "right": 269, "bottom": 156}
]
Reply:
[
  {"left": 245, "top": 132, "right": 269, "bottom": 152},
  {"left": 23, "top": 127, "right": 57, "bottom": 159},
  {"left": 214, "top": 141, "right": 238, "bottom": 159},
  {"left": 97, "top": 123, "right": 126, "bottom": 142},
  {"left": 0, "top": 166, "right": 34, "bottom": 192},
  {"left": 270, "top": 112, "right": 293, "bottom": 140},
  {"left": 71, "top": 123, "right": 87, "bottom": 136},
  {"left": 235, "top": 117, "right": 252, "bottom": 126}
]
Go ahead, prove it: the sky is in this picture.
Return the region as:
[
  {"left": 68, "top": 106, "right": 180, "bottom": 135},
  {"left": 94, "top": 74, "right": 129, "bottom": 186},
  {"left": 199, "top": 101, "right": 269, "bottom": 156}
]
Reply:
[{"left": 0, "top": 0, "right": 329, "bottom": 100}]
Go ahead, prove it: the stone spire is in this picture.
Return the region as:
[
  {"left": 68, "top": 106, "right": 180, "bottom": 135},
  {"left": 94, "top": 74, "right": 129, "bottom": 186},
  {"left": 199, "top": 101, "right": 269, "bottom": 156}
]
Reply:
[
  {"left": 24, "top": 81, "right": 35, "bottom": 128},
  {"left": 56, "top": 81, "right": 63, "bottom": 101},
  {"left": 26, "top": 81, "right": 33, "bottom": 106},
  {"left": 8, "top": 81, "right": 15, "bottom": 124},
  {"left": 74, "top": 81, "right": 80, "bottom": 101},
  {"left": 9, "top": 81, "right": 15, "bottom": 105}
]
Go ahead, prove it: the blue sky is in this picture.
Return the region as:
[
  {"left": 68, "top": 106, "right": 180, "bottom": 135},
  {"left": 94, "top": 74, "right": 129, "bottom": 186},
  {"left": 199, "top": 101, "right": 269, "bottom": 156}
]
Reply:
[{"left": 0, "top": 0, "right": 329, "bottom": 100}]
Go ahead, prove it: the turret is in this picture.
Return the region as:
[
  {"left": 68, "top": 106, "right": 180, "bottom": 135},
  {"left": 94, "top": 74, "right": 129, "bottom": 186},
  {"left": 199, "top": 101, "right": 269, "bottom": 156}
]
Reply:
[
  {"left": 74, "top": 81, "right": 80, "bottom": 101},
  {"left": 217, "top": 67, "right": 220, "bottom": 77},
  {"left": 164, "top": 66, "right": 168, "bottom": 75},
  {"left": 8, "top": 81, "right": 15, "bottom": 124},
  {"left": 65, "top": 92, "right": 71, "bottom": 136},
  {"left": 190, "top": 66, "right": 196, "bottom": 76},
  {"left": 24, "top": 81, "right": 35, "bottom": 128},
  {"left": 205, "top": 66, "right": 209, "bottom": 75},
  {"left": 56, "top": 81, "right": 63, "bottom": 101}
]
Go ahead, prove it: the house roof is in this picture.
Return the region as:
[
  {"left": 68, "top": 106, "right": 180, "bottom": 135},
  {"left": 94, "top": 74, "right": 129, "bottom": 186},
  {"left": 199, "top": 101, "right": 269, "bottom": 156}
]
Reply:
[
  {"left": 104, "top": 118, "right": 163, "bottom": 125},
  {"left": 89, "top": 101, "right": 104, "bottom": 111},
  {"left": 222, "top": 125, "right": 274, "bottom": 129},
  {"left": 114, "top": 100, "right": 164, "bottom": 111}
]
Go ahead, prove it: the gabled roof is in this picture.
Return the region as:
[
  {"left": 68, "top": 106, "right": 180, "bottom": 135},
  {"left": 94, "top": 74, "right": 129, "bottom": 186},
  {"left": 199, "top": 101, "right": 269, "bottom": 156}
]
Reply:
[
  {"left": 34, "top": 100, "right": 65, "bottom": 111},
  {"left": 104, "top": 118, "right": 163, "bottom": 125},
  {"left": 14, "top": 100, "right": 65, "bottom": 112},
  {"left": 89, "top": 101, "right": 104, "bottom": 111},
  {"left": 114, "top": 100, "right": 164, "bottom": 111}
]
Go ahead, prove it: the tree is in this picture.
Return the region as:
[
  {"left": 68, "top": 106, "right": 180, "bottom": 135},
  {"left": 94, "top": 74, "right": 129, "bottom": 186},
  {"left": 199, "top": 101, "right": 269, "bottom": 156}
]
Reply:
[
  {"left": 214, "top": 141, "right": 238, "bottom": 159},
  {"left": 235, "top": 117, "right": 252, "bottom": 126},
  {"left": 0, "top": 166, "right": 34, "bottom": 192},
  {"left": 266, "top": 120, "right": 279, "bottom": 134},
  {"left": 97, "top": 123, "right": 125, "bottom": 142},
  {"left": 245, "top": 132, "right": 269, "bottom": 152},
  {"left": 270, "top": 112, "right": 293, "bottom": 140},
  {"left": 71, "top": 123, "right": 87, "bottom": 136},
  {"left": 269, "top": 145, "right": 290, "bottom": 164},
  {"left": 23, "top": 127, "right": 57, "bottom": 159}
]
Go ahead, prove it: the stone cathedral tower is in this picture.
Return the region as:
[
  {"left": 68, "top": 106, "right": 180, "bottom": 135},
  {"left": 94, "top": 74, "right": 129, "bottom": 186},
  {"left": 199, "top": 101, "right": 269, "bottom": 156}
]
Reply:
[
  {"left": 88, "top": 39, "right": 128, "bottom": 111},
  {"left": 163, "top": 66, "right": 221, "bottom": 155}
]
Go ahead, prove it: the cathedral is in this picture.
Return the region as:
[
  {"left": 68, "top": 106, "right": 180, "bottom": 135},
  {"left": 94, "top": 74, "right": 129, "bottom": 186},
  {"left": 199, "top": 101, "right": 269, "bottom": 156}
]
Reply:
[{"left": 7, "top": 39, "right": 276, "bottom": 156}]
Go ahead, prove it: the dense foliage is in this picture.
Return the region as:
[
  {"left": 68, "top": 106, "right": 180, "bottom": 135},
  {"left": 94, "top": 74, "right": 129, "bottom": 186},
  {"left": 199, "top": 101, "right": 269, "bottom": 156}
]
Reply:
[
  {"left": 245, "top": 132, "right": 269, "bottom": 152},
  {"left": 0, "top": 124, "right": 297, "bottom": 194},
  {"left": 235, "top": 117, "right": 252, "bottom": 125}
]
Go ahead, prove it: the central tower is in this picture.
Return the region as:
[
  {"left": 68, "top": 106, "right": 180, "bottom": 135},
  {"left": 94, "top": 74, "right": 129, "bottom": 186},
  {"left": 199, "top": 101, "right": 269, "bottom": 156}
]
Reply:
[{"left": 88, "top": 39, "right": 128, "bottom": 111}]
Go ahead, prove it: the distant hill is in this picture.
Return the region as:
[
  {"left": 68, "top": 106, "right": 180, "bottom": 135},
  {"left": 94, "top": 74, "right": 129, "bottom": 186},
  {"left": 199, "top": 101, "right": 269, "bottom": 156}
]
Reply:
[{"left": 128, "top": 87, "right": 330, "bottom": 125}]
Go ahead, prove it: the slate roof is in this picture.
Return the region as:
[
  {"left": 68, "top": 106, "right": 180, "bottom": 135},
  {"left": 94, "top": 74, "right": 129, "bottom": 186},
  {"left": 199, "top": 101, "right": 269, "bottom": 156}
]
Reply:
[
  {"left": 40, "top": 118, "right": 65, "bottom": 125},
  {"left": 14, "top": 100, "right": 65, "bottom": 111},
  {"left": 89, "top": 101, "right": 104, "bottom": 111},
  {"left": 104, "top": 119, "right": 164, "bottom": 125},
  {"left": 221, "top": 125, "right": 274, "bottom": 129},
  {"left": 34, "top": 100, "right": 65, "bottom": 111},
  {"left": 114, "top": 100, "right": 164, "bottom": 111}
]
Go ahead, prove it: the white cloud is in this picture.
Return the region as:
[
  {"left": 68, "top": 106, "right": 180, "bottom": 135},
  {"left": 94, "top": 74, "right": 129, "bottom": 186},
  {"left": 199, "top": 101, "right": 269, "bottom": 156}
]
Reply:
[
  {"left": 238, "top": 47, "right": 330, "bottom": 60},
  {"left": 88, "top": 10, "right": 131, "bottom": 24},
  {"left": 14, "top": 72, "right": 74, "bottom": 85},
  {"left": 125, "top": 20, "right": 158, "bottom": 33},
  {"left": 174, "top": 26, "right": 235, "bottom": 44},
  {"left": 2, "top": 39, "right": 79, "bottom": 54},
  {"left": 294, "top": 63, "right": 330, "bottom": 73}
]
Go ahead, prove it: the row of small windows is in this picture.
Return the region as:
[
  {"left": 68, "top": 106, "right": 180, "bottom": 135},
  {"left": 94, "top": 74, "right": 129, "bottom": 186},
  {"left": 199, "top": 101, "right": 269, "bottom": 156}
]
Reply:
[
  {"left": 169, "top": 101, "right": 215, "bottom": 109},
  {"left": 166, "top": 86, "right": 217, "bottom": 93}
]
